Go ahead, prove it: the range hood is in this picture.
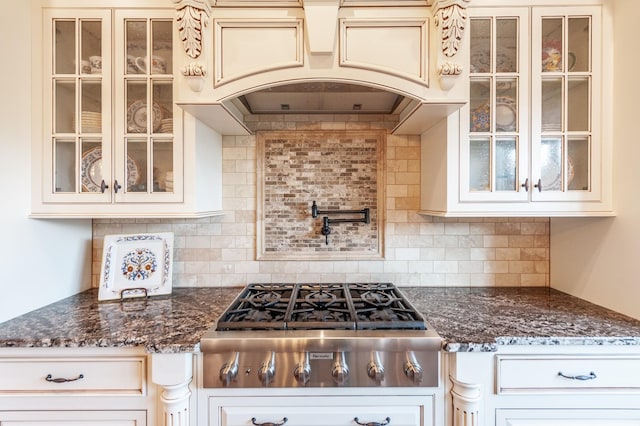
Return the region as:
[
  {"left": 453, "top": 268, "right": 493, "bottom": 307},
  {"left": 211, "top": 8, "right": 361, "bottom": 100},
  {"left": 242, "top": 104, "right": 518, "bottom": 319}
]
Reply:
[{"left": 172, "top": 0, "right": 472, "bottom": 136}]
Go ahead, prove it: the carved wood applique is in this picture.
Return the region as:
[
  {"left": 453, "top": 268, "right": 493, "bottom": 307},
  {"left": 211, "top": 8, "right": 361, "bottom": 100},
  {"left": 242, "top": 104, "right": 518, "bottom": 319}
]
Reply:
[
  {"left": 433, "top": 0, "right": 471, "bottom": 58},
  {"left": 172, "top": 0, "right": 212, "bottom": 59}
]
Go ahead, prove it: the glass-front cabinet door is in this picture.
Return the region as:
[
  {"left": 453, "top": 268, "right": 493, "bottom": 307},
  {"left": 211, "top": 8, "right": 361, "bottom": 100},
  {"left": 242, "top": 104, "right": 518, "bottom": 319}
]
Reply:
[
  {"left": 114, "top": 10, "right": 180, "bottom": 203},
  {"left": 461, "top": 8, "right": 529, "bottom": 202},
  {"left": 41, "top": 8, "right": 180, "bottom": 209},
  {"left": 43, "top": 10, "right": 112, "bottom": 203},
  {"left": 531, "top": 7, "right": 602, "bottom": 202}
]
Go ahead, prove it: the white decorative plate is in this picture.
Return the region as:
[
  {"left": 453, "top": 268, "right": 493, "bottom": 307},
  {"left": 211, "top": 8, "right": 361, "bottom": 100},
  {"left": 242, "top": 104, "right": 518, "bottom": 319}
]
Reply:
[
  {"left": 81, "top": 147, "right": 139, "bottom": 192},
  {"left": 127, "top": 100, "right": 163, "bottom": 133},
  {"left": 495, "top": 96, "right": 517, "bottom": 132},
  {"left": 98, "top": 232, "right": 174, "bottom": 301}
]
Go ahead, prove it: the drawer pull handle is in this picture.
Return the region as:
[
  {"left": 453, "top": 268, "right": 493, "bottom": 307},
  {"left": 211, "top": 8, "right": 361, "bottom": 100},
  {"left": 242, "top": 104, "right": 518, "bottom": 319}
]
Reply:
[
  {"left": 354, "top": 417, "right": 391, "bottom": 426},
  {"left": 251, "top": 417, "right": 287, "bottom": 426},
  {"left": 45, "top": 373, "right": 84, "bottom": 383},
  {"left": 557, "top": 371, "right": 597, "bottom": 381}
]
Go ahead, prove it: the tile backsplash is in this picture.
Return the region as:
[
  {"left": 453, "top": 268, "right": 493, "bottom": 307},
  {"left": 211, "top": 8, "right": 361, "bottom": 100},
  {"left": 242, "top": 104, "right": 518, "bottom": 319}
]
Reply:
[{"left": 92, "top": 114, "right": 549, "bottom": 288}]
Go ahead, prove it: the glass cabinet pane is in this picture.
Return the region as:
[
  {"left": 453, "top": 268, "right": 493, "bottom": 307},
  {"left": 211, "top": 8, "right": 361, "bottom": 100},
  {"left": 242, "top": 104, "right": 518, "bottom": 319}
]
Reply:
[
  {"left": 80, "top": 81, "right": 101, "bottom": 133},
  {"left": 80, "top": 139, "right": 103, "bottom": 193},
  {"left": 470, "top": 18, "right": 491, "bottom": 73},
  {"left": 81, "top": 20, "right": 102, "bottom": 74},
  {"left": 126, "top": 81, "right": 149, "bottom": 133},
  {"left": 470, "top": 138, "right": 490, "bottom": 191},
  {"left": 126, "top": 139, "right": 146, "bottom": 192},
  {"left": 496, "top": 138, "right": 517, "bottom": 191},
  {"left": 568, "top": 137, "right": 590, "bottom": 191},
  {"left": 152, "top": 20, "right": 172, "bottom": 75},
  {"left": 496, "top": 78, "right": 517, "bottom": 132},
  {"left": 567, "top": 77, "right": 590, "bottom": 131},
  {"left": 153, "top": 140, "right": 174, "bottom": 192},
  {"left": 55, "top": 20, "right": 75, "bottom": 75},
  {"left": 496, "top": 18, "right": 518, "bottom": 73},
  {"left": 54, "top": 80, "right": 76, "bottom": 133},
  {"left": 541, "top": 78, "right": 562, "bottom": 132},
  {"left": 568, "top": 17, "right": 590, "bottom": 72},
  {"left": 54, "top": 139, "right": 76, "bottom": 192},
  {"left": 153, "top": 80, "right": 172, "bottom": 133},
  {"left": 470, "top": 78, "right": 491, "bottom": 133},
  {"left": 542, "top": 18, "right": 563, "bottom": 72},
  {"left": 126, "top": 20, "right": 147, "bottom": 74},
  {"left": 540, "top": 138, "right": 563, "bottom": 191}
]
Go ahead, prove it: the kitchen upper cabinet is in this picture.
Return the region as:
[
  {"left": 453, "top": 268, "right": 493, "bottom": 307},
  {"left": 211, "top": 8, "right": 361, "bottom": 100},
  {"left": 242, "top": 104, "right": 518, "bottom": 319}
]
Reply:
[
  {"left": 421, "top": 4, "right": 612, "bottom": 217},
  {"left": 31, "top": 2, "right": 222, "bottom": 218}
]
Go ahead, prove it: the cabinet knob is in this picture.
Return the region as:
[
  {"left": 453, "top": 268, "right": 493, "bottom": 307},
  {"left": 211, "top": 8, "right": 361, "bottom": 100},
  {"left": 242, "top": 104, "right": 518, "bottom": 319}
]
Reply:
[
  {"left": 100, "top": 179, "right": 109, "bottom": 193},
  {"left": 114, "top": 180, "right": 122, "bottom": 193},
  {"left": 521, "top": 178, "right": 529, "bottom": 192},
  {"left": 534, "top": 178, "right": 543, "bottom": 192}
]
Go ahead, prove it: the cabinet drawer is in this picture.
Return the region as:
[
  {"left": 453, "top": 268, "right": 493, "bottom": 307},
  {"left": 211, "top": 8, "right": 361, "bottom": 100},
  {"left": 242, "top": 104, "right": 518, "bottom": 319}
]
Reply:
[
  {"left": 496, "top": 355, "right": 640, "bottom": 394},
  {"left": 212, "top": 396, "right": 432, "bottom": 426},
  {"left": 0, "top": 356, "right": 146, "bottom": 395}
]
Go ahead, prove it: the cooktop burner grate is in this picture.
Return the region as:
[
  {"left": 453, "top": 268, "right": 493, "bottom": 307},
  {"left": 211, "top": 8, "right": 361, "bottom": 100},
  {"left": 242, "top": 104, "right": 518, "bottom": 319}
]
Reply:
[{"left": 215, "top": 283, "right": 426, "bottom": 331}]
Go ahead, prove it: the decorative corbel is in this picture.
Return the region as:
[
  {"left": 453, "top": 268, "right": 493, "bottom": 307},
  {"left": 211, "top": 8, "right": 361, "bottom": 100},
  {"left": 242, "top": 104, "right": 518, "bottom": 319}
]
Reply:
[
  {"left": 171, "top": 0, "right": 213, "bottom": 59},
  {"left": 438, "top": 61, "right": 463, "bottom": 90},
  {"left": 182, "top": 62, "right": 207, "bottom": 91},
  {"left": 433, "top": 0, "right": 471, "bottom": 58}
]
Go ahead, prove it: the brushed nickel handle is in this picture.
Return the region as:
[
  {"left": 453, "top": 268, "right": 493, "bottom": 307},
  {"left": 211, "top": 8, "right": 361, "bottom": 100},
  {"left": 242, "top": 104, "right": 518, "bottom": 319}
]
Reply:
[
  {"left": 45, "top": 373, "right": 84, "bottom": 383},
  {"left": 521, "top": 178, "right": 529, "bottom": 192},
  {"left": 533, "top": 178, "right": 542, "bottom": 192},
  {"left": 100, "top": 179, "right": 109, "bottom": 193},
  {"left": 354, "top": 417, "right": 391, "bottom": 426},
  {"left": 558, "top": 371, "right": 597, "bottom": 381},
  {"left": 251, "top": 417, "right": 288, "bottom": 426}
]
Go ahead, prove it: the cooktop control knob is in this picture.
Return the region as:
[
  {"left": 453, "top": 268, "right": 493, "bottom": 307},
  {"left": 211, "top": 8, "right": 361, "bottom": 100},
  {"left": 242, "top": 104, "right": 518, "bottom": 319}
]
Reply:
[
  {"left": 367, "top": 351, "right": 385, "bottom": 383},
  {"left": 219, "top": 352, "right": 239, "bottom": 386},
  {"left": 294, "top": 352, "right": 311, "bottom": 385},
  {"left": 258, "top": 352, "right": 276, "bottom": 386},
  {"left": 331, "top": 351, "right": 349, "bottom": 385},
  {"left": 403, "top": 351, "right": 423, "bottom": 384}
]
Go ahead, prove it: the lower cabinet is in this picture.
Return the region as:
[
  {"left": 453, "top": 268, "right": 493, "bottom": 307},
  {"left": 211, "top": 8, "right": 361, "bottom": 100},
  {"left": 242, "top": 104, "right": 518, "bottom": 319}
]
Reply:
[
  {"left": 447, "top": 347, "right": 640, "bottom": 426},
  {"left": 207, "top": 394, "right": 438, "bottom": 426},
  {"left": 496, "top": 409, "right": 640, "bottom": 425},
  {"left": 0, "top": 348, "right": 155, "bottom": 426},
  {"left": 0, "top": 410, "right": 146, "bottom": 426}
]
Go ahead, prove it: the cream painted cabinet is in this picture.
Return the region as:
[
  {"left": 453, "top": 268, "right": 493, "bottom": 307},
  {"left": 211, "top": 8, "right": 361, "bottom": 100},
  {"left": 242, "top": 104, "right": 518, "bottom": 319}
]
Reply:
[
  {"left": 32, "top": 2, "right": 222, "bottom": 218},
  {"left": 447, "top": 347, "right": 640, "bottom": 426},
  {"left": 0, "top": 349, "right": 154, "bottom": 425},
  {"left": 208, "top": 395, "right": 434, "bottom": 426},
  {"left": 421, "top": 4, "right": 612, "bottom": 217}
]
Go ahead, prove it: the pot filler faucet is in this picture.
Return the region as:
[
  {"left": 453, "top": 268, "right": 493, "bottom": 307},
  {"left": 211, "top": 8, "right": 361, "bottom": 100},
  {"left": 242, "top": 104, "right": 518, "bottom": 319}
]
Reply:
[{"left": 311, "top": 201, "right": 370, "bottom": 245}]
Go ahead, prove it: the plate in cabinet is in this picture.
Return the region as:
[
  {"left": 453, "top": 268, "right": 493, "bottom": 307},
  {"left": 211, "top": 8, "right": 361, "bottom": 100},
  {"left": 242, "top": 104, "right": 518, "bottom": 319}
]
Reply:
[
  {"left": 127, "top": 100, "right": 163, "bottom": 133},
  {"left": 98, "top": 232, "right": 174, "bottom": 301},
  {"left": 81, "top": 147, "right": 139, "bottom": 192}
]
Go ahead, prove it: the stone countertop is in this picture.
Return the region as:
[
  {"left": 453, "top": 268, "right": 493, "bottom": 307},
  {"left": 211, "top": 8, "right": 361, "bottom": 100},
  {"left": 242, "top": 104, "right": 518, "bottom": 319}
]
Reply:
[
  {"left": 402, "top": 287, "right": 640, "bottom": 351},
  {"left": 1, "top": 286, "right": 640, "bottom": 353},
  {"left": 0, "top": 287, "right": 240, "bottom": 354}
]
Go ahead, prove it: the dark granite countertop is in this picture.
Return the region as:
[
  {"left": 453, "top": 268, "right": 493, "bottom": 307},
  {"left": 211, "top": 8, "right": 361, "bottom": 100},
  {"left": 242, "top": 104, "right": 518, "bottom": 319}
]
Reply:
[{"left": 1, "top": 286, "right": 640, "bottom": 353}]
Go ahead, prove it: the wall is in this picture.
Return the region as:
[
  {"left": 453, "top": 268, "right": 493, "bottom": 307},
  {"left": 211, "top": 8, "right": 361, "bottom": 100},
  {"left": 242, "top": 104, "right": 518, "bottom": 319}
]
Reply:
[
  {"left": 0, "top": 2, "right": 92, "bottom": 323},
  {"left": 93, "top": 114, "right": 550, "bottom": 288},
  {"left": 550, "top": 0, "right": 640, "bottom": 319}
]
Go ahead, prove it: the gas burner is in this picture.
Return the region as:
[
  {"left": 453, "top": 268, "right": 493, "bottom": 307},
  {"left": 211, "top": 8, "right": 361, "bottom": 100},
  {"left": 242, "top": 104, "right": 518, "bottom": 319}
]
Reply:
[
  {"left": 296, "top": 309, "right": 346, "bottom": 322},
  {"left": 248, "top": 291, "right": 282, "bottom": 309},
  {"left": 244, "top": 309, "right": 276, "bottom": 322},
  {"left": 304, "top": 290, "right": 337, "bottom": 309},
  {"left": 367, "top": 308, "right": 400, "bottom": 322},
  {"left": 361, "top": 290, "right": 394, "bottom": 308}
]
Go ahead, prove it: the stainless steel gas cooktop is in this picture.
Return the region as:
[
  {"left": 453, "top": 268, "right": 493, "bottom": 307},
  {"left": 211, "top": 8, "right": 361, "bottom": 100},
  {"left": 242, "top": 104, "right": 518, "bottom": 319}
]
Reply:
[{"left": 201, "top": 283, "right": 442, "bottom": 388}]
